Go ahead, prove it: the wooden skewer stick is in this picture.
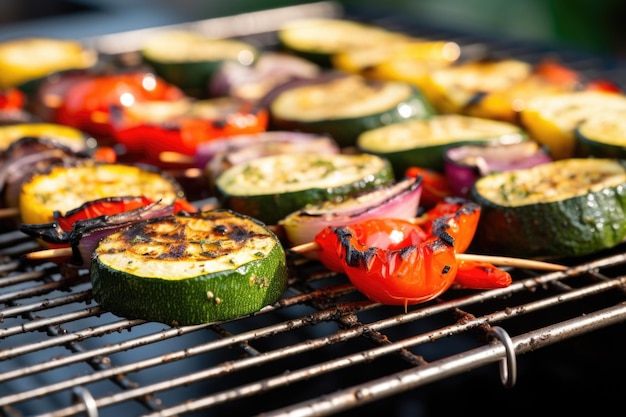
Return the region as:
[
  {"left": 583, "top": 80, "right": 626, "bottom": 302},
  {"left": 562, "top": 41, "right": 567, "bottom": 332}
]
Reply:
[
  {"left": 159, "top": 151, "right": 195, "bottom": 165},
  {"left": 24, "top": 237, "right": 568, "bottom": 272},
  {"left": 289, "top": 241, "right": 568, "bottom": 272},
  {"left": 24, "top": 247, "right": 73, "bottom": 261},
  {"left": 0, "top": 207, "right": 19, "bottom": 219}
]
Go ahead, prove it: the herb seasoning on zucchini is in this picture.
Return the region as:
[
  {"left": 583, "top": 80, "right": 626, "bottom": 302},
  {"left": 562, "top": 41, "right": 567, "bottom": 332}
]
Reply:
[
  {"left": 277, "top": 18, "right": 411, "bottom": 67},
  {"left": 0, "top": 122, "right": 95, "bottom": 154},
  {"left": 575, "top": 115, "right": 626, "bottom": 158},
  {"left": 0, "top": 37, "right": 97, "bottom": 90},
  {"left": 268, "top": 73, "right": 436, "bottom": 148},
  {"left": 471, "top": 158, "right": 626, "bottom": 258},
  {"left": 91, "top": 209, "right": 288, "bottom": 326},
  {"left": 19, "top": 161, "right": 185, "bottom": 226},
  {"left": 520, "top": 91, "right": 626, "bottom": 160},
  {"left": 215, "top": 153, "right": 395, "bottom": 225},
  {"left": 141, "top": 30, "right": 259, "bottom": 97},
  {"left": 356, "top": 114, "right": 526, "bottom": 176}
]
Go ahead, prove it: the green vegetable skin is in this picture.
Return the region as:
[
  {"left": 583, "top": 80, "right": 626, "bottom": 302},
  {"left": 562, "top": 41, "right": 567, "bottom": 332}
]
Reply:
[
  {"left": 141, "top": 30, "right": 258, "bottom": 97},
  {"left": 269, "top": 74, "right": 435, "bottom": 148},
  {"left": 215, "top": 153, "right": 395, "bottom": 225},
  {"left": 575, "top": 116, "right": 626, "bottom": 159},
  {"left": 91, "top": 210, "right": 288, "bottom": 326},
  {"left": 471, "top": 158, "right": 626, "bottom": 258},
  {"left": 357, "top": 114, "right": 526, "bottom": 177},
  {"left": 277, "top": 18, "right": 411, "bottom": 68}
]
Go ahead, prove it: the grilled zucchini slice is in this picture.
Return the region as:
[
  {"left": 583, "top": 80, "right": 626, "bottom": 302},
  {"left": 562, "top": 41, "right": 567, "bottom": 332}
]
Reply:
[
  {"left": 215, "top": 153, "right": 394, "bottom": 225},
  {"left": 520, "top": 91, "right": 626, "bottom": 160},
  {"left": 420, "top": 59, "right": 533, "bottom": 115},
  {"left": 0, "top": 122, "right": 95, "bottom": 154},
  {"left": 18, "top": 161, "right": 185, "bottom": 226},
  {"left": 268, "top": 74, "right": 435, "bottom": 148},
  {"left": 356, "top": 114, "right": 526, "bottom": 176},
  {"left": 141, "top": 30, "right": 259, "bottom": 97},
  {"left": 91, "top": 209, "right": 288, "bottom": 326},
  {"left": 471, "top": 158, "right": 626, "bottom": 258},
  {"left": 277, "top": 18, "right": 411, "bottom": 67},
  {"left": 0, "top": 37, "right": 97, "bottom": 90},
  {"left": 575, "top": 114, "right": 626, "bottom": 158}
]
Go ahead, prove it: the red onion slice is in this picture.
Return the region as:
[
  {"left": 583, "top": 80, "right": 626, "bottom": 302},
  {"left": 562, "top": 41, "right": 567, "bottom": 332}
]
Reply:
[
  {"left": 209, "top": 52, "right": 321, "bottom": 101},
  {"left": 195, "top": 131, "right": 340, "bottom": 180},
  {"left": 444, "top": 140, "right": 552, "bottom": 197},
  {"left": 20, "top": 200, "right": 176, "bottom": 268},
  {"left": 279, "top": 176, "right": 423, "bottom": 254}
]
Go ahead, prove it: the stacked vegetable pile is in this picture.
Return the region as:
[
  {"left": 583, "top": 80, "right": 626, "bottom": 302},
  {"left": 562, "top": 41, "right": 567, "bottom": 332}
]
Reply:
[{"left": 1, "top": 16, "right": 623, "bottom": 325}]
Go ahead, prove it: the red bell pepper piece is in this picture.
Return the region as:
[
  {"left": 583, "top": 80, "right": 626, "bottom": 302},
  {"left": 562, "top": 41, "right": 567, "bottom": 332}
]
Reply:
[
  {"left": 454, "top": 260, "right": 512, "bottom": 289},
  {"left": 114, "top": 98, "right": 269, "bottom": 167},
  {"left": 315, "top": 218, "right": 458, "bottom": 306},
  {"left": 54, "top": 195, "right": 197, "bottom": 231},
  {"left": 312, "top": 199, "right": 510, "bottom": 305},
  {"left": 0, "top": 88, "right": 25, "bottom": 111},
  {"left": 534, "top": 59, "right": 580, "bottom": 86},
  {"left": 417, "top": 197, "right": 481, "bottom": 254},
  {"left": 56, "top": 72, "right": 185, "bottom": 138},
  {"left": 405, "top": 166, "right": 453, "bottom": 209}
]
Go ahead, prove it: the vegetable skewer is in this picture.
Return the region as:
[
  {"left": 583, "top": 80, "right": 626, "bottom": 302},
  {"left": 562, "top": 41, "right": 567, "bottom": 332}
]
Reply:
[
  {"left": 24, "top": 240, "right": 568, "bottom": 272},
  {"left": 287, "top": 199, "right": 568, "bottom": 306},
  {"left": 289, "top": 241, "right": 567, "bottom": 271}
]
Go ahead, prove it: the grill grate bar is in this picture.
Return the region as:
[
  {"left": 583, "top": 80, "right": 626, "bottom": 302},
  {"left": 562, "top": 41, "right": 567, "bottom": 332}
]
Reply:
[
  {"left": 0, "top": 290, "right": 93, "bottom": 322},
  {"left": 0, "top": 269, "right": 47, "bottom": 289},
  {"left": 0, "top": 303, "right": 104, "bottom": 338},
  {"left": 4, "top": 271, "right": 625, "bottom": 414},
  {"left": 258, "top": 301, "right": 626, "bottom": 417},
  {"left": 3, "top": 4, "right": 626, "bottom": 416}
]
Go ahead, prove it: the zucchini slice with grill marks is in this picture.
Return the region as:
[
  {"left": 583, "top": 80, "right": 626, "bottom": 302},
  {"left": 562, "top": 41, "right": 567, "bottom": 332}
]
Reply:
[
  {"left": 141, "top": 30, "right": 259, "bottom": 97},
  {"left": 18, "top": 161, "right": 185, "bottom": 226},
  {"left": 268, "top": 73, "right": 435, "bottom": 148},
  {"left": 277, "top": 18, "right": 411, "bottom": 67},
  {"left": 357, "top": 114, "right": 526, "bottom": 176},
  {"left": 0, "top": 37, "right": 97, "bottom": 90},
  {"left": 520, "top": 91, "right": 626, "bottom": 160},
  {"left": 0, "top": 122, "right": 95, "bottom": 154},
  {"left": 574, "top": 114, "right": 626, "bottom": 158},
  {"left": 471, "top": 158, "right": 626, "bottom": 258},
  {"left": 215, "top": 153, "right": 394, "bottom": 225},
  {"left": 91, "top": 209, "right": 288, "bottom": 326}
]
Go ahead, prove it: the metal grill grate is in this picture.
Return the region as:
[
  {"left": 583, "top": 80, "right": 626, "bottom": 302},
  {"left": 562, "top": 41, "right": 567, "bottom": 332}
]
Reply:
[
  {"left": 3, "top": 3, "right": 626, "bottom": 416},
  {"left": 3, "top": 229, "right": 626, "bottom": 416}
]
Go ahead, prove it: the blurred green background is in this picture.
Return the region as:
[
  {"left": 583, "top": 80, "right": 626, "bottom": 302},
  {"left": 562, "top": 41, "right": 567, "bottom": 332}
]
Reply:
[
  {"left": 1, "top": 0, "right": 625, "bottom": 58},
  {"left": 152, "top": 0, "right": 626, "bottom": 58}
]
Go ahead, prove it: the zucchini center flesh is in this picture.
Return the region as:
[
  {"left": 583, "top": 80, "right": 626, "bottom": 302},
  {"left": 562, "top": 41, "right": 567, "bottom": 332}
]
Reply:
[
  {"left": 357, "top": 114, "right": 524, "bottom": 153},
  {"left": 270, "top": 75, "right": 415, "bottom": 121},
  {"left": 18, "top": 162, "right": 184, "bottom": 225},
  {"left": 472, "top": 158, "right": 626, "bottom": 258},
  {"left": 91, "top": 209, "right": 288, "bottom": 326},
  {"left": 214, "top": 153, "right": 394, "bottom": 224}
]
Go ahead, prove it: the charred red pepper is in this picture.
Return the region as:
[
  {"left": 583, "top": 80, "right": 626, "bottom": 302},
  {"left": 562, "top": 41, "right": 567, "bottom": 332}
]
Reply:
[
  {"left": 405, "top": 166, "right": 453, "bottom": 209},
  {"left": 534, "top": 59, "right": 580, "bottom": 87},
  {"left": 0, "top": 88, "right": 25, "bottom": 111},
  {"left": 312, "top": 199, "right": 510, "bottom": 306},
  {"left": 315, "top": 218, "right": 458, "bottom": 306},
  {"left": 24, "top": 196, "right": 198, "bottom": 254},
  {"left": 535, "top": 59, "right": 621, "bottom": 93},
  {"left": 54, "top": 196, "right": 155, "bottom": 231},
  {"left": 54, "top": 195, "right": 198, "bottom": 231},
  {"left": 55, "top": 72, "right": 185, "bottom": 139},
  {"left": 417, "top": 197, "right": 481, "bottom": 254},
  {"left": 114, "top": 98, "right": 269, "bottom": 167},
  {"left": 454, "top": 260, "right": 512, "bottom": 289}
]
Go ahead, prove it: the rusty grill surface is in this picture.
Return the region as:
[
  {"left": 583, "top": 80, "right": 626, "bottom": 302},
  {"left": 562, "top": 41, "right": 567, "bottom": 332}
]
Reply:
[{"left": 3, "top": 2, "right": 626, "bottom": 417}]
